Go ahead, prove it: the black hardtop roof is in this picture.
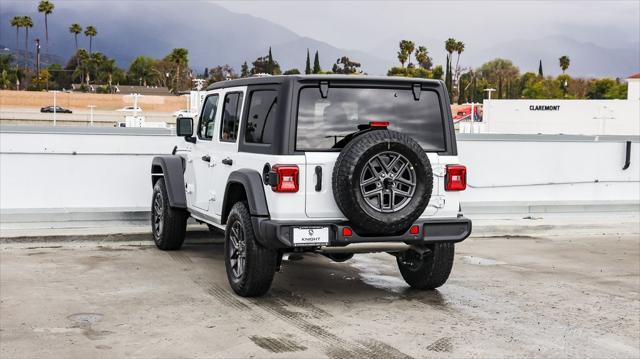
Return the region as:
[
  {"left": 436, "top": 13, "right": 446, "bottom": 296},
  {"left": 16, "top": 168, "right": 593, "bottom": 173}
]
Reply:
[{"left": 205, "top": 75, "right": 443, "bottom": 91}]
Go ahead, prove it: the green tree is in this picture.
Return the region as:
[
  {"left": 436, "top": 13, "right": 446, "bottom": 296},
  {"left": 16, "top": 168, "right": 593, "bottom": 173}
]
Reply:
[
  {"left": 313, "top": 50, "right": 321, "bottom": 74},
  {"left": 240, "top": 61, "right": 249, "bottom": 77},
  {"left": 84, "top": 25, "right": 97, "bottom": 54},
  {"left": 432, "top": 65, "right": 444, "bottom": 80},
  {"left": 165, "top": 47, "right": 189, "bottom": 92},
  {"left": 332, "top": 56, "right": 361, "bottom": 74},
  {"left": 305, "top": 49, "right": 311, "bottom": 74},
  {"left": 445, "top": 38, "right": 458, "bottom": 100},
  {"left": 414, "top": 46, "right": 432, "bottom": 70},
  {"left": 267, "top": 47, "right": 274, "bottom": 74},
  {"left": 69, "top": 23, "right": 82, "bottom": 51},
  {"left": 71, "top": 49, "right": 91, "bottom": 84},
  {"left": 251, "top": 51, "right": 281, "bottom": 75},
  {"left": 22, "top": 16, "right": 33, "bottom": 69},
  {"left": 538, "top": 59, "right": 543, "bottom": 77},
  {"left": 10, "top": 17, "right": 22, "bottom": 68},
  {"left": 128, "top": 55, "right": 155, "bottom": 86},
  {"left": 397, "top": 40, "right": 414, "bottom": 67},
  {"left": 283, "top": 68, "right": 301, "bottom": 75},
  {"left": 38, "top": 0, "right": 55, "bottom": 57},
  {"left": 559, "top": 55, "right": 570, "bottom": 74},
  {"left": 587, "top": 78, "right": 627, "bottom": 99},
  {"left": 478, "top": 58, "right": 520, "bottom": 99},
  {"left": 207, "top": 65, "right": 237, "bottom": 84}
]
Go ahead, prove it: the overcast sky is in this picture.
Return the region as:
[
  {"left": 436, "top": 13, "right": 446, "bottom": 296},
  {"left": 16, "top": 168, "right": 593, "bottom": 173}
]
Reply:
[{"left": 215, "top": 0, "right": 640, "bottom": 52}]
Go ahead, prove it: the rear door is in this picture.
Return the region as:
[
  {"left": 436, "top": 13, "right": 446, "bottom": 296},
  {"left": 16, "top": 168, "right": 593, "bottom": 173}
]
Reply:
[
  {"left": 210, "top": 88, "right": 246, "bottom": 217},
  {"left": 297, "top": 85, "right": 446, "bottom": 219}
]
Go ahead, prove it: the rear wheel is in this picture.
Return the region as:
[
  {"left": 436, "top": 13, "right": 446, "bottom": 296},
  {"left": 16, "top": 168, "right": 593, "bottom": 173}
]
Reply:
[
  {"left": 151, "top": 178, "right": 188, "bottom": 250},
  {"left": 396, "top": 243, "right": 455, "bottom": 289},
  {"left": 224, "top": 202, "right": 278, "bottom": 297}
]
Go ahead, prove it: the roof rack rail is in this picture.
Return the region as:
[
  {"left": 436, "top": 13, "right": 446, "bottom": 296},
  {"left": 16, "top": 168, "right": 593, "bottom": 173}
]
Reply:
[{"left": 251, "top": 73, "right": 272, "bottom": 77}]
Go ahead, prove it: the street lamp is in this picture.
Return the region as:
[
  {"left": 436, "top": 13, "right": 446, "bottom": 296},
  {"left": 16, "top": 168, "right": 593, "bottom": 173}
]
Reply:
[{"left": 88, "top": 105, "right": 96, "bottom": 126}]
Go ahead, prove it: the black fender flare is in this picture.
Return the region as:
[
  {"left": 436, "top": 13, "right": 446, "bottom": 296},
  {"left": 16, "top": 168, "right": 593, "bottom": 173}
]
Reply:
[
  {"left": 151, "top": 156, "right": 187, "bottom": 209},
  {"left": 222, "top": 169, "right": 269, "bottom": 224}
]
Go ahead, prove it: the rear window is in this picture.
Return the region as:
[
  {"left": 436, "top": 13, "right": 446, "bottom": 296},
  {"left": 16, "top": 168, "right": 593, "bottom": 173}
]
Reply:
[{"left": 296, "top": 87, "right": 446, "bottom": 151}]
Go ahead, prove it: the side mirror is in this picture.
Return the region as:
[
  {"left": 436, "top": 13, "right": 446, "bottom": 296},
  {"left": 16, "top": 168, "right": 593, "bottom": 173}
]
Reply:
[{"left": 176, "top": 117, "right": 195, "bottom": 143}]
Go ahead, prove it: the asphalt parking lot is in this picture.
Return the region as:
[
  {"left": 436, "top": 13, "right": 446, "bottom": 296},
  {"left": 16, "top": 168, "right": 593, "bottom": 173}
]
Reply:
[{"left": 1, "top": 231, "right": 639, "bottom": 359}]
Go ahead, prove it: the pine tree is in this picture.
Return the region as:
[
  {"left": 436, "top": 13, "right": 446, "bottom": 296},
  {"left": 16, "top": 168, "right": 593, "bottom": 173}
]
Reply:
[
  {"left": 267, "top": 47, "right": 275, "bottom": 74},
  {"left": 538, "top": 59, "right": 543, "bottom": 77},
  {"left": 203, "top": 67, "right": 209, "bottom": 79},
  {"left": 241, "top": 61, "right": 249, "bottom": 77},
  {"left": 445, "top": 54, "right": 453, "bottom": 101},
  {"left": 313, "top": 51, "right": 321, "bottom": 74},
  {"left": 305, "top": 49, "right": 311, "bottom": 74}
]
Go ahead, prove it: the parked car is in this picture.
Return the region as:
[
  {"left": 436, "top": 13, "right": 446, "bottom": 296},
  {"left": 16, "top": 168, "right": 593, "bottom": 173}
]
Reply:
[
  {"left": 116, "top": 106, "right": 143, "bottom": 112},
  {"left": 150, "top": 75, "right": 470, "bottom": 297},
  {"left": 40, "top": 106, "right": 72, "bottom": 113},
  {"left": 173, "top": 109, "right": 197, "bottom": 118}
]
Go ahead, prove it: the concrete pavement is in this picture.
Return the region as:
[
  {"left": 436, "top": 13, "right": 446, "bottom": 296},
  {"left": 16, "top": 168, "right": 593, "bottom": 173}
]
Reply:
[{"left": 1, "top": 219, "right": 639, "bottom": 358}]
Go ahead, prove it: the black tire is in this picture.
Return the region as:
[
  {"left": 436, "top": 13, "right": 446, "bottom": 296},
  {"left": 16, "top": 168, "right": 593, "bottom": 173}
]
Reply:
[
  {"left": 151, "top": 178, "right": 188, "bottom": 250},
  {"left": 332, "top": 130, "right": 433, "bottom": 235},
  {"left": 224, "top": 201, "right": 278, "bottom": 297},
  {"left": 396, "top": 243, "right": 455, "bottom": 289}
]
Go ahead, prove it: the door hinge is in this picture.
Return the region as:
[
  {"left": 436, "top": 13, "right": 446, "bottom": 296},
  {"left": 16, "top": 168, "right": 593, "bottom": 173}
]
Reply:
[
  {"left": 185, "top": 183, "right": 194, "bottom": 194},
  {"left": 209, "top": 191, "right": 216, "bottom": 202}
]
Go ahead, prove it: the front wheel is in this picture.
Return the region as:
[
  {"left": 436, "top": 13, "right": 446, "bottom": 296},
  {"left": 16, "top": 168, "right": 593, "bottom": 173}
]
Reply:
[
  {"left": 396, "top": 243, "right": 455, "bottom": 289},
  {"left": 224, "top": 202, "right": 278, "bottom": 297},
  {"left": 151, "top": 178, "right": 188, "bottom": 250}
]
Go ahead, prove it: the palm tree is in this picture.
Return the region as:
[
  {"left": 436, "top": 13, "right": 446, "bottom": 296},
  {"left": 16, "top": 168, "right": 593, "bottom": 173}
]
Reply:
[
  {"left": 69, "top": 23, "right": 82, "bottom": 51},
  {"left": 38, "top": 0, "right": 55, "bottom": 57},
  {"left": 166, "top": 48, "right": 189, "bottom": 92},
  {"left": 22, "top": 16, "right": 33, "bottom": 69},
  {"left": 559, "top": 55, "right": 570, "bottom": 74},
  {"left": 454, "top": 41, "right": 465, "bottom": 76},
  {"left": 84, "top": 25, "right": 97, "bottom": 54},
  {"left": 10, "top": 17, "right": 22, "bottom": 68}
]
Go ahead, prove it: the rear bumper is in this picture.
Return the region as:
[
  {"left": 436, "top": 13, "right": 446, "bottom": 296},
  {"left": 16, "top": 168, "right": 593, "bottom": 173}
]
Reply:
[{"left": 252, "top": 216, "right": 472, "bottom": 249}]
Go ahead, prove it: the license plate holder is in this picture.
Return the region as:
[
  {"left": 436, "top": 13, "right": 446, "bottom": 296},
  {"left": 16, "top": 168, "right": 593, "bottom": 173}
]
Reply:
[{"left": 292, "top": 226, "right": 329, "bottom": 246}]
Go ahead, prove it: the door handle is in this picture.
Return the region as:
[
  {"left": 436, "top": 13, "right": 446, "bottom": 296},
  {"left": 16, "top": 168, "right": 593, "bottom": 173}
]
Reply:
[
  {"left": 201, "top": 155, "right": 211, "bottom": 162},
  {"left": 222, "top": 158, "right": 233, "bottom": 166},
  {"left": 315, "top": 166, "right": 322, "bottom": 191}
]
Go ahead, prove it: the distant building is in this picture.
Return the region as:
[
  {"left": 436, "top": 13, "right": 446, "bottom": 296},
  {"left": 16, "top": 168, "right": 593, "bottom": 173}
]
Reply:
[
  {"left": 627, "top": 73, "right": 640, "bottom": 101},
  {"left": 71, "top": 84, "right": 172, "bottom": 96}
]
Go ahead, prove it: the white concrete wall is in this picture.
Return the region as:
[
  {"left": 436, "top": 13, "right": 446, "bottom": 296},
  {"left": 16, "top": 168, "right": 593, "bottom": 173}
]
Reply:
[
  {"left": 1, "top": 127, "right": 638, "bottom": 221},
  {"left": 628, "top": 79, "right": 640, "bottom": 101},
  {"left": 483, "top": 99, "right": 640, "bottom": 136},
  {"left": 0, "top": 127, "right": 179, "bottom": 218},
  {"left": 457, "top": 134, "right": 640, "bottom": 212}
]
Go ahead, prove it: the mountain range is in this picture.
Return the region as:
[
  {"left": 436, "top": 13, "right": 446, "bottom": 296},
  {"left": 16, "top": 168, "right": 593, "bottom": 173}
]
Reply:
[{"left": 1, "top": 1, "right": 638, "bottom": 78}]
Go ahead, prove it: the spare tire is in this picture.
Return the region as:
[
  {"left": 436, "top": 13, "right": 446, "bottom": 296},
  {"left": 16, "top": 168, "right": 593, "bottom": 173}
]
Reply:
[{"left": 332, "top": 130, "right": 433, "bottom": 235}]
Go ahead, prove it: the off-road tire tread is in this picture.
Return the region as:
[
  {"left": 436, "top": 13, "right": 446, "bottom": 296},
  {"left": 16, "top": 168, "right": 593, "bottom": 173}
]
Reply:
[
  {"left": 397, "top": 243, "right": 455, "bottom": 289},
  {"left": 152, "top": 179, "right": 188, "bottom": 250},
  {"left": 225, "top": 201, "right": 278, "bottom": 297}
]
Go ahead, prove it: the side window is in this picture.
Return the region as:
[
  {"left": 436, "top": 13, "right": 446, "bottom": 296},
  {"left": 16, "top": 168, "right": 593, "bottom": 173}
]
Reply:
[
  {"left": 220, "top": 92, "right": 244, "bottom": 142},
  {"left": 197, "top": 94, "right": 219, "bottom": 140},
  {"left": 245, "top": 90, "right": 277, "bottom": 144}
]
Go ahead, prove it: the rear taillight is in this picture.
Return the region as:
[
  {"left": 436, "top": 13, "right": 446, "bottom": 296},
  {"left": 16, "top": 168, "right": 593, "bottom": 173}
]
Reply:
[
  {"left": 445, "top": 165, "right": 467, "bottom": 191},
  {"left": 271, "top": 164, "right": 299, "bottom": 193}
]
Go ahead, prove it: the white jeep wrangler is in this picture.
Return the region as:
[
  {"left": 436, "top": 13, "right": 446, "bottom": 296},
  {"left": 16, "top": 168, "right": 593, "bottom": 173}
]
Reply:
[{"left": 151, "top": 75, "right": 471, "bottom": 297}]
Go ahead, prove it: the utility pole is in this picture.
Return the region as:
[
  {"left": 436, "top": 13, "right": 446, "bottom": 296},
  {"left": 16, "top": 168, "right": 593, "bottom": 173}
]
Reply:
[{"left": 35, "top": 38, "right": 41, "bottom": 89}]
